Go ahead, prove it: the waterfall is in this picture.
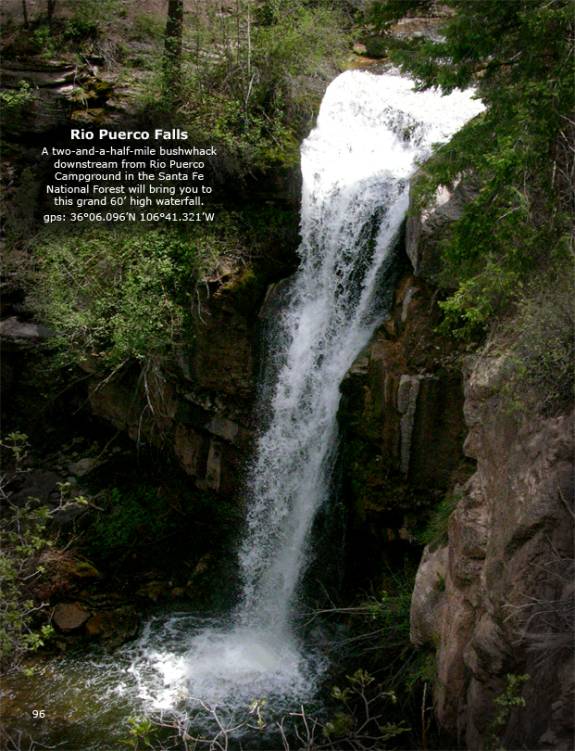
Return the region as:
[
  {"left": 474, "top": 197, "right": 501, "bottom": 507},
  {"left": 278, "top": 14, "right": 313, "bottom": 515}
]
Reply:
[
  {"left": 237, "top": 69, "right": 482, "bottom": 632},
  {"left": 127, "top": 69, "right": 483, "bottom": 714}
]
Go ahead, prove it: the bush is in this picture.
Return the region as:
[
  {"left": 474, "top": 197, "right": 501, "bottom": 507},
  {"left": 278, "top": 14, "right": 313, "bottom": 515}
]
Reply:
[
  {"left": 0, "top": 82, "right": 36, "bottom": 135},
  {"left": 503, "top": 268, "right": 575, "bottom": 416},
  {"left": 28, "top": 224, "right": 234, "bottom": 369},
  {"left": 0, "top": 503, "right": 54, "bottom": 667},
  {"left": 0, "top": 434, "right": 54, "bottom": 669}
]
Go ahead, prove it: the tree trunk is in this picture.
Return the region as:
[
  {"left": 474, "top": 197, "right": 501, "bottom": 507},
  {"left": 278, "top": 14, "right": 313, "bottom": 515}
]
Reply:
[
  {"left": 163, "top": 0, "right": 184, "bottom": 103},
  {"left": 22, "top": 0, "right": 29, "bottom": 28},
  {"left": 47, "top": 0, "right": 57, "bottom": 25}
]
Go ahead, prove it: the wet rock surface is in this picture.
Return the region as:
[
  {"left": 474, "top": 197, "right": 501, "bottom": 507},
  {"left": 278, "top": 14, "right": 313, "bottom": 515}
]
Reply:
[{"left": 339, "top": 265, "right": 469, "bottom": 584}]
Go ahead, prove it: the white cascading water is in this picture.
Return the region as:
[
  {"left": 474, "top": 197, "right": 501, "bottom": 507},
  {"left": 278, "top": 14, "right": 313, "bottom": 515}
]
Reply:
[{"left": 124, "top": 70, "right": 483, "bottom": 717}]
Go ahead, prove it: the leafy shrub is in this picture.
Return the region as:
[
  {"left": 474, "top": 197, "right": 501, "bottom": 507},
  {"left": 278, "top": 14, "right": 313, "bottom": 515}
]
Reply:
[
  {"left": 322, "top": 669, "right": 409, "bottom": 746},
  {"left": 503, "top": 268, "right": 575, "bottom": 416},
  {"left": 0, "top": 432, "right": 54, "bottom": 668},
  {"left": 0, "top": 81, "right": 35, "bottom": 115},
  {"left": 29, "top": 224, "right": 234, "bottom": 369},
  {"left": 29, "top": 227, "right": 184, "bottom": 368},
  {"left": 0, "top": 521, "right": 55, "bottom": 665},
  {"left": 129, "top": 13, "right": 164, "bottom": 43},
  {"left": 486, "top": 673, "right": 529, "bottom": 750},
  {"left": 0, "top": 82, "right": 36, "bottom": 134},
  {"left": 62, "top": 0, "right": 119, "bottom": 27},
  {"left": 61, "top": 18, "right": 100, "bottom": 42},
  {"left": 31, "top": 24, "right": 57, "bottom": 57}
]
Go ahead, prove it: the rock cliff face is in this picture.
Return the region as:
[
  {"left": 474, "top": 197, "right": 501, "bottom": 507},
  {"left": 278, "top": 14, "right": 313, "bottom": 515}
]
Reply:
[
  {"left": 337, "top": 181, "right": 481, "bottom": 586},
  {"left": 410, "top": 355, "right": 574, "bottom": 750},
  {"left": 354, "top": 176, "right": 575, "bottom": 749},
  {"left": 2, "top": 52, "right": 572, "bottom": 746},
  {"left": 339, "top": 266, "right": 470, "bottom": 583},
  {"left": 85, "top": 261, "right": 295, "bottom": 498},
  {"left": 85, "top": 284, "right": 254, "bottom": 493}
]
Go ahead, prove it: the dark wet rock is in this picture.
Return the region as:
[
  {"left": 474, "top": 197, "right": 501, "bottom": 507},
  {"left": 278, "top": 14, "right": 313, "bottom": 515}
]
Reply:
[
  {"left": 84, "top": 606, "right": 139, "bottom": 648},
  {"left": 9, "top": 470, "right": 61, "bottom": 506},
  {"left": 339, "top": 273, "right": 467, "bottom": 548},
  {"left": 34, "top": 552, "right": 100, "bottom": 602},
  {"left": 49, "top": 501, "right": 92, "bottom": 531},
  {"left": 136, "top": 580, "right": 168, "bottom": 603}
]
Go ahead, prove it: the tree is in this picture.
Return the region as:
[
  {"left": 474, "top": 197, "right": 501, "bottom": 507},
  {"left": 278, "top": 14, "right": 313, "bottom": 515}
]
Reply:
[
  {"left": 367, "top": 0, "right": 574, "bottom": 337},
  {"left": 163, "top": 0, "right": 184, "bottom": 103}
]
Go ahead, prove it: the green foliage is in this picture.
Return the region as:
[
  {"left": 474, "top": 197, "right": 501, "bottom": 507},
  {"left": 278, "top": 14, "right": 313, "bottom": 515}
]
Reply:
[
  {"left": 369, "top": 0, "right": 573, "bottom": 340},
  {"left": 88, "top": 486, "right": 174, "bottom": 560},
  {"left": 0, "top": 495, "right": 52, "bottom": 668},
  {"left": 122, "top": 716, "right": 157, "bottom": 750},
  {"left": 1, "top": 431, "right": 30, "bottom": 467},
  {"left": 0, "top": 82, "right": 36, "bottom": 134},
  {"left": 31, "top": 24, "right": 57, "bottom": 57},
  {"left": 362, "top": 574, "right": 413, "bottom": 653},
  {"left": 486, "top": 673, "right": 529, "bottom": 750},
  {"left": 143, "top": 0, "right": 349, "bottom": 172},
  {"left": 29, "top": 225, "right": 221, "bottom": 368},
  {"left": 7, "top": 0, "right": 118, "bottom": 56},
  {"left": 61, "top": 18, "right": 100, "bottom": 42},
  {"left": 418, "top": 493, "right": 459, "bottom": 549},
  {"left": 402, "top": 648, "right": 436, "bottom": 695},
  {"left": 63, "top": 0, "right": 119, "bottom": 27},
  {"left": 502, "top": 267, "right": 575, "bottom": 416},
  {"left": 367, "top": 0, "right": 432, "bottom": 29},
  {"left": 29, "top": 205, "right": 295, "bottom": 372},
  {"left": 130, "top": 13, "right": 164, "bottom": 43},
  {"left": 339, "top": 566, "right": 420, "bottom": 686},
  {"left": 0, "top": 81, "right": 35, "bottom": 115},
  {"left": 323, "top": 669, "right": 409, "bottom": 745},
  {"left": 336, "top": 567, "right": 441, "bottom": 747}
]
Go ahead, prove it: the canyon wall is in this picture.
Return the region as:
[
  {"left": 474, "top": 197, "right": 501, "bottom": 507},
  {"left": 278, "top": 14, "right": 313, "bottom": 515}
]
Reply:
[{"left": 343, "top": 177, "right": 574, "bottom": 749}]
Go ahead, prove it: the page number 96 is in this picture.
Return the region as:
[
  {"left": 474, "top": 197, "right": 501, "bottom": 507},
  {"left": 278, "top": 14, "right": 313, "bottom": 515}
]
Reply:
[{"left": 32, "top": 710, "right": 45, "bottom": 719}]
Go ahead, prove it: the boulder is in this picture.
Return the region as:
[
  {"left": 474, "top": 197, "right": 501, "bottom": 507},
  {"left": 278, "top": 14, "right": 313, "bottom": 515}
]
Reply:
[
  {"left": 52, "top": 603, "right": 90, "bottom": 633},
  {"left": 0, "top": 317, "right": 53, "bottom": 341},
  {"left": 67, "top": 457, "right": 101, "bottom": 477},
  {"left": 410, "top": 544, "right": 448, "bottom": 646}
]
